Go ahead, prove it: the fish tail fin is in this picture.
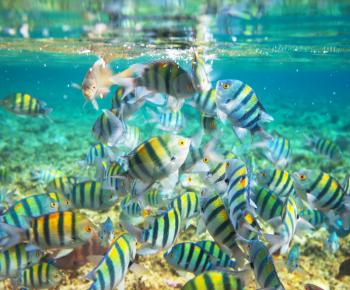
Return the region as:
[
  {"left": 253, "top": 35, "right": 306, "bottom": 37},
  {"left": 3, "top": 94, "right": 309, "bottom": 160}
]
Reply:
[{"left": 0, "top": 223, "right": 26, "bottom": 250}]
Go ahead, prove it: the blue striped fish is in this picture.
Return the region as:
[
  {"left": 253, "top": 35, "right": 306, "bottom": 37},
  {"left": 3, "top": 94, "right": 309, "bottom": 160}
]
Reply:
[
  {"left": 30, "top": 168, "right": 62, "bottom": 183},
  {"left": 181, "top": 271, "right": 244, "bottom": 290},
  {"left": 253, "top": 186, "right": 284, "bottom": 222},
  {"left": 195, "top": 240, "right": 236, "bottom": 269},
  {"left": 87, "top": 233, "right": 137, "bottom": 290},
  {"left": 256, "top": 168, "right": 295, "bottom": 198},
  {"left": 247, "top": 239, "right": 284, "bottom": 289},
  {"left": 0, "top": 243, "right": 43, "bottom": 279},
  {"left": 19, "top": 262, "right": 62, "bottom": 288},
  {"left": 307, "top": 136, "right": 342, "bottom": 161},
  {"left": 103, "top": 160, "right": 128, "bottom": 192},
  {"left": 215, "top": 79, "right": 273, "bottom": 140},
  {"left": 147, "top": 108, "right": 185, "bottom": 132},
  {"left": 112, "top": 86, "right": 145, "bottom": 119},
  {"left": 70, "top": 181, "right": 118, "bottom": 211},
  {"left": 191, "top": 89, "right": 217, "bottom": 117},
  {"left": 299, "top": 209, "right": 328, "bottom": 229},
  {"left": 286, "top": 244, "right": 300, "bottom": 273},
  {"left": 168, "top": 191, "right": 199, "bottom": 221},
  {"left": 80, "top": 143, "right": 109, "bottom": 166},
  {"left": 47, "top": 176, "right": 77, "bottom": 195},
  {"left": 164, "top": 242, "right": 218, "bottom": 274},
  {"left": 0, "top": 93, "right": 52, "bottom": 116}
]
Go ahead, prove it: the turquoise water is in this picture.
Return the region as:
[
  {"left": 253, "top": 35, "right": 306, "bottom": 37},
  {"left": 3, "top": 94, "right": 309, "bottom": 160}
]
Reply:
[{"left": 1, "top": 1, "right": 350, "bottom": 289}]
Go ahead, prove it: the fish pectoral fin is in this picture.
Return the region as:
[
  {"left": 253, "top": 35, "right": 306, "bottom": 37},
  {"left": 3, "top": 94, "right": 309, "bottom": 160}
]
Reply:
[{"left": 54, "top": 248, "right": 74, "bottom": 259}]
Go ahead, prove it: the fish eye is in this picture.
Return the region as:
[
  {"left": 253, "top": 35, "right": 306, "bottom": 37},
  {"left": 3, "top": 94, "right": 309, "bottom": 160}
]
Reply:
[
  {"left": 203, "top": 157, "right": 209, "bottom": 163},
  {"left": 178, "top": 139, "right": 186, "bottom": 146},
  {"left": 225, "top": 162, "right": 230, "bottom": 168},
  {"left": 65, "top": 200, "right": 70, "bottom": 206},
  {"left": 261, "top": 172, "right": 267, "bottom": 177},
  {"left": 85, "top": 226, "right": 92, "bottom": 233},
  {"left": 222, "top": 83, "right": 230, "bottom": 89},
  {"left": 300, "top": 175, "right": 306, "bottom": 181},
  {"left": 92, "top": 85, "right": 96, "bottom": 89},
  {"left": 35, "top": 251, "right": 41, "bottom": 257},
  {"left": 188, "top": 177, "right": 192, "bottom": 182},
  {"left": 50, "top": 202, "right": 57, "bottom": 208}
]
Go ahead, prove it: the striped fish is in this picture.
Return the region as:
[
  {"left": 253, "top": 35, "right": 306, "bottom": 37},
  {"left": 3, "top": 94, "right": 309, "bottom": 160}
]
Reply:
[
  {"left": 256, "top": 168, "right": 295, "bottom": 198},
  {"left": 133, "top": 207, "right": 181, "bottom": 255},
  {"left": 70, "top": 181, "right": 118, "bottom": 211},
  {"left": 87, "top": 233, "right": 137, "bottom": 290},
  {"left": 0, "top": 211, "right": 95, "bottom": 250},
  {"left": 192, "top": 51, "right": 211, "bottom": 92},
  {"left": 168, "top": 191, "right": 199, "bottom": 221},
  {"left": 0, "top": 243, "right": 43, "bottom": 279},
  {"left": 308, "top": 137, "right": 342, "bottom": 160},
  {"left": 103, "top": 160, "right": 128, "bottom": 192},
  {"left": 247, "top": 239, "right": 284, "bottom": 289},
  {"left": 123, "top": 124, "right": 141, "bottom": 151},
  {"left": 81, "top": 143, "right": 109, "bottom": 166},
  {"left": 286, "top": 244, "right": 300, "bottom": 273},
  {"left": 127, "top": 135, "right": 191, "bottom": 183},
  {"left": 181, "top": 271, "right": 244, "bottom": 290},
  {"left": 195, "top": 240, "right": 236, "bottom": 268},
  {"left": 112, "top": 86, "right": 145, "bottom": 119},
  {"left": 92, "top": 109, "right": 124, "bottom": 146},
  {"left": 0, "top": 93, "right": 52, "bottom": 116},
  {"left": 225, "top": 158, "right": 259, "bottom": 240},
  {"left": 98, "top": 217, "right": 114, "bottom": 248},
  {"left": 260, "top": 135, "right": 292, "bottom": 169},
  {"left": 253, "top": 186, "right": 284, "bottom": 222},
  {"left": 0, "top": 193, "right": 61, "bottom": 228},
  {"left": 192, "top": 89, "right": 217, "bottom": 117},
  {"left": 179, "top": 173, "right": 207, "bottom": 192},
  {"left": 299, "top": 209, "right": 328, "bottom": 229},
  {"left": 164, "top": 242, "right": 217, "bottom": 274},
  {"left": 215, "top": 79, "right": 273, "bottom": 140},
  {"left": 147, "top": 108, "right": 185, "bottom": 132},
  {"left": 199, "top": 192, "right": 238, "bottom": 252},
  {"left": 143, "top": 188, "right": 168, "bottom": 208},
  {"left": 201, "top": 114, "right": 217, "bottom": 135},
  {"left": 47, "top": 176, "right": 77, "bottom": 195},
  {"left": 19, "top": 262, "right": 62, "bottom": 288},
  {"left": 30, "top": 168, "right": 62, "bottom": 183},
  {"left": 120, "top": 196, "right": 144, "bottom": 217},
  {"left": 293, "top": 170, "right": 345, "bottom": 211},
  {"left": 112, "top": 61, "right": 196, "bottom": 100},
  {"left": 48, "top": 191, "right": 73, "bottom": 211}
]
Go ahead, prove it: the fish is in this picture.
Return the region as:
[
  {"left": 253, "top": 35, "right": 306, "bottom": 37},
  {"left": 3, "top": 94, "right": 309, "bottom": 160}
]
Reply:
[
  {"left": 127, "top": 134, "right": 191, "bottom": 184},
  {"left": 256, "top": 168, "right": 295, "bottom": 198},
  {"left": 164, "top": 242, "right": 220, "bottom": 274},
  {"left": 0, "top": 93, "right": 52, "bottom": 116},
  {"left": 0, "top": 243, "right": 43, "bottom": 280},
  {"left": 292, "top": 170, "right": 346, "bottom": 214},
  {"left": 0, "top": 193, "right": 62, "bottom": 228},
  {"left": 192, "top": 51, "right": 211, "bottom": 92},
  {"left": 201, "top": 114, "right": 217, "bottom": 135},
  {"left": 120, "top": 196, "right": 145, "bottom": 217},
  {"left": 110, "top": 60, "right": 196, "bottom": 101},
  {"left": 30, "top": 168, "right": 63, "bottom": 183},
  {"left": 98, "top": 217, "right": 114, "bottom": 247},
  {"left": 179, "top": 173, "right": 207, "bottom": 192},
  {"left": 324, "top": 231, "right": 339, "bottom": 254},
  {"left": 199, "top": 192, "right": 241, "bottom": 255},
  {"left": 252, "top": 186, "right": 284, "bottom": 222},
  {"left": 87, "top": 233, "right": 137, "bottom": 290},
  {"left": 337, "top": 258, "right": 350, "bottom": 279},
  {"left": 181, "top": 271, "right": 244, "bottom": 290},
  {"left": 246, "top": 239, "right": 285, "bottom": 290},
  {"left": 47, "top": 176, "right": 77, "bottom": 195},
  {"left": 299, "top": 209, "right": 328, "bottom": 229},
  {"left": 103, "top": 160, "right": 129, "bottom": 192},
  {"left": 70, "top": 181, "right": 118, "bottom": 211},
  {"left": 92, "top": 109, "right": 125, "bottom": 146},
  {"left": 112, "top": 86, "right": 145, "bottom": 119},
  {"left": 121, "top": 207, "right": 181, "bottom": 255},
  {"left": 256, "top": 135, "right": 292, "bottom": 168},
  {"left": 47, "top": 191, "right": 73, "bottom": 211},
  {"left": 224, "top": 158, "right": 260, "bottom": 239},
  {"left": 168, "top": 191, "right": 200, "bottom": 223},
  {"left": 286, "top": 244, "right": 300, "bottom": 273},
  {"left": 215, "top": 79, "right": 273, "bottom": 140},
  {"left": 306, "top": 136, "right": 342, "bottom": 161},
  {"left": 195, "top": 240, "right": 236, "bottom": 269},
  {"left": 146, "top": 108, "right": 186, "bottom": 132},
  {"left": 82, "top": 58, "right": 114, "bottom": 110},
  {"left": 18, "top": 262, "right": 62, "bottom": 289},
  {"left": 143, "top": 187, "right": 169, "bottom": 208},
  {"left": 0, "top": 211, "right": 95, "bottom": 250},
  {"left": 80, "top": 143, "right": 110, "bottom": 167},
  {"left": 191, "top": 89, "right": 217, "bottom": 117}
]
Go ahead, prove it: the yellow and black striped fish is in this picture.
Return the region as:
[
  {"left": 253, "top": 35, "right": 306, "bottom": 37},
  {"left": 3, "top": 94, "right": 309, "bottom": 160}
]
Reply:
[
  {"left": 0, "top": 93, "right": 52, "bottom": 116},
  {"left": 87, "top": 233, "right": 137, "bottom": 290},
  {"left": 127, "top": 135, "right": 191, "bottom": 183},
  {"left": 70, "top": 181, "right": 118, "bottom": 210},
  {"left": 19, "top": 262, "right": 62, "bottom": 288},
  {"left": 0, "top": 243, "right": 43, "bottom": 279},
  {"left": 47, "top": 176, "right": 77, "bottom": 195},
  {"left": 168, "top": 191, "right": 199, "bottom": 221},
  {"left": 181, "top": 271, "right": 244, "bottom": 290},
  {"left": 0, "top": 211, "right": 95, "bottom": 250},
  {"left": 192, "top": 89, "right": 217, "bottom": 117},
  {"left": 308, "top": 136, "right": 342, "bottom": 161}
]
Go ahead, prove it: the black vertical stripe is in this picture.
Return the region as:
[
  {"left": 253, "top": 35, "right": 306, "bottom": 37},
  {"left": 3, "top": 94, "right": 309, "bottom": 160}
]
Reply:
[
  {"left": 71, "top": 212, "right": 76, "bottom": 242},
  {"left": 162, "top": 213, "right": 170, "bottom": 248},
  {"left": 59, "top": 212, "right": 65, "bottom": 246},
  {"left": 44, "top": 215, "right": 51, "bottom": 246}
]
